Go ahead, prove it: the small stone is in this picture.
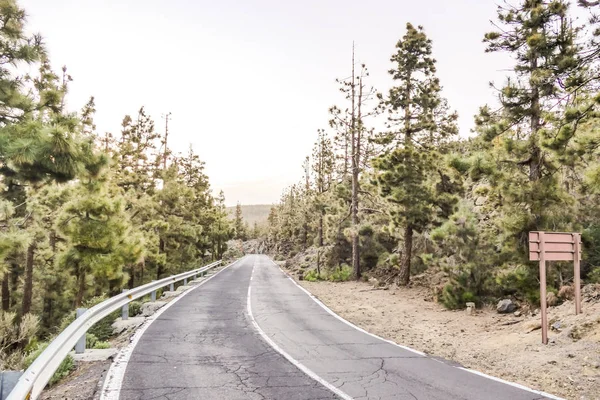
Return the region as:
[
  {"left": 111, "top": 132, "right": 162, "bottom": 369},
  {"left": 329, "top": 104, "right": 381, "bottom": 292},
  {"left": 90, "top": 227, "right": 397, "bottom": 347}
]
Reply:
[
  {"left": 497, "top": 299, "right": 517, "bottom": 314},
  {"left": 567, "top": 353, "right": 575, "bottom": 358},
  {"left": 514, "top": 311, "right": 522, "bottom": 317},
  {"left": 551, "top": 321, "right": 562, "bottom": 332},
  {"left": 465, "top": 302, "right": 476, "bottom": 315}
]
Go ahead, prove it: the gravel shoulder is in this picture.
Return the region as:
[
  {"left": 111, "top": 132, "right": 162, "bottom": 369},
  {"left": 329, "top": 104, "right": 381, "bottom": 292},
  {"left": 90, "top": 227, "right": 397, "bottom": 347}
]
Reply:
[{"left": 298, "top": 279, "right": 600, "bottom": 400}]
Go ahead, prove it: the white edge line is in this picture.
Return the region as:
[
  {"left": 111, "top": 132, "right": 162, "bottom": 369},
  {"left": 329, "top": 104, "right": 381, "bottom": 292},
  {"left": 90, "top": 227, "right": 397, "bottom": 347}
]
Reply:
[
  {"left": 457, "top": 368, "right": 564, "bottom": 400},
  {"left": 270, "top": 258, "right": 564, "bottom": 400},
  {"left": 247, "top": 262, "right": 353, "bottom": 400},
  {"left": 99, "top": 257, "right": 244, "bottom": 400},
  {"left": 270, "top": 260, "right": 425, "bottom": 356}
]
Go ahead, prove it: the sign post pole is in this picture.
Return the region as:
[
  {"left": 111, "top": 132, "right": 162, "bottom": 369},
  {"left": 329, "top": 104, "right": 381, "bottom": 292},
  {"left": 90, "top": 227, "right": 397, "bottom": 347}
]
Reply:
[
  {"left": 538, "top": 232, "right": 548, "bottom": 345},
  {"left": 574, "top": 233, "right": 582, "bottom": 315}
]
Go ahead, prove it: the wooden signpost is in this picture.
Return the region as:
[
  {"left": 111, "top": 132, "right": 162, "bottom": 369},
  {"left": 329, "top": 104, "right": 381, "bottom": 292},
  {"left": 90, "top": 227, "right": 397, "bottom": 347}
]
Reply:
[{"left": 529, "top": 231, "right": 582, "bottom": 344}]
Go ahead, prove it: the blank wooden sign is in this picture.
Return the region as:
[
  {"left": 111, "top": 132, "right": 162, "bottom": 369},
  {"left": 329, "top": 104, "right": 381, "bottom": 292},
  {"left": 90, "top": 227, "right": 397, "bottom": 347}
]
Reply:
[
  {"left": 529, "top": 231, "right": 582, "bottom": 344},
  {"left": 529, "top": 231, "right": 581, "bottom": 261}
]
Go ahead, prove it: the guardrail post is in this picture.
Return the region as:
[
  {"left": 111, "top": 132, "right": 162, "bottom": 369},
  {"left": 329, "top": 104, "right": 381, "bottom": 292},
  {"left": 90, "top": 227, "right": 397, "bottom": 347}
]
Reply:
[
  {"left": 75, "top": 308, "right": 87, "bottom": 354},
  {"left": 184, "top": 277, "right": 188, "bottom": 286},
  {"left": 151, "top": 288, "right": 156, "bottom": 302},
  {"left": 170, "top": 281, "right": 174, "bottom": 291},
  {"left": 121, "top": 289, "right": 129, "bottom": 320}
]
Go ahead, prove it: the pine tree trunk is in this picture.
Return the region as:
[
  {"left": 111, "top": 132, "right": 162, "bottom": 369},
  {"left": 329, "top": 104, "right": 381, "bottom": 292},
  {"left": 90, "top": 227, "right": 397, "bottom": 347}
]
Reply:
[
  {"left": 128, "top": 267, "right": 135, "bottom": 289},
  {"left": 350, "top": 44, "right": 361, "bottom": 281},
  {"left": 75, "top": 270, "right": 86, "bottom": 307},
  {"left": 49, "top": 230, "right": 56, "bottom": 253},
  {"left": 21, "top": 243, "right": 35, "bottom": 315},
  {"left": 398, "top": 225, "right": 413, "bottom": 286},
  {"left": 351, "top": 163, "right": 360, "bottom": 279},
  {"left": 157, "top": 237, "right": 165, "bottom": 279},
  {"left": 43, "top": 297, "right": 53, "bottom": 327},
  {"left": 316, "top": 248, "right": 321, "bottom": 277},
  {"left": 10, "top": 263, "right": 19, "bottom": 308},
  {"left": 318, "top": 213, "right": 324, "bottom": 247},
  {"left": 1, "top": 273, "right": 9, "bottom": 311}
]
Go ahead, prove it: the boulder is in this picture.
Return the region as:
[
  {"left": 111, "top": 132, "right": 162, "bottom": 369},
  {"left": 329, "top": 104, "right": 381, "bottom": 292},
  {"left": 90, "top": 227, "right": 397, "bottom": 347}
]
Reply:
[
  {"left": 475, "top": 196, "right": 487, "bottom": 206},
  {"left": 111, "top": 317, "right": 145, "bottom": 335},
  {"left": 161, "top": 290, "right": 179, "bottom": 299},
  {"left": 72, "top": 348, "right": 118, "bottom": 362},
  {"left": 496, "top": 299, "right": 517, "bottom": 314},
  {"left": 141, "top": 301, "right": 167, "bottom": 317}
]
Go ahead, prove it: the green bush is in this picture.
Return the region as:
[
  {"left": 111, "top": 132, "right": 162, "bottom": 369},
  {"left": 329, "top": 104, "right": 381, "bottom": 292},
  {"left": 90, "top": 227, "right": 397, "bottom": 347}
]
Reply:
[
  {"left": 304, "top": 270, "right": 320, "bottom": 282},
  {"left": 93, "top": 340, "right": 111, "bottom": 349},
  {"left": 440, "top": 281, "right": 479, "bottom": 310},
  {"left": 129, "top": 301, "right": 142, "bottom": 316},
  {"left": 495, "top": 265, "right": 540, "bottom": 304},
  {"left": 588, "top": 266, "right": 600, "bottom": 283},
  {"left": 24, "top": 342, "right": 75, "bottom": 386},
  {"left": 86, "top": 333, "right": 98, "bottom": 349},
  {"left": 328, "top": 265, "right": 352, "bottom": 282}
]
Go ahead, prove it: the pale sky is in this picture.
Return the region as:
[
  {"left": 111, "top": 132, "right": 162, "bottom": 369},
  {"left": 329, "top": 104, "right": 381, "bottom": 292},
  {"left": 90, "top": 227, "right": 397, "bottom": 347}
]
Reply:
[{"left": 20, "top": 0, "right": 510, "bottom": 206}]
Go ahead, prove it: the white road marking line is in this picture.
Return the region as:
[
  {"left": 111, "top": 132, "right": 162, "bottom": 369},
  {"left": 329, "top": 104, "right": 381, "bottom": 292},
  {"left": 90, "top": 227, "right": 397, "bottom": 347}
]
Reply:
[
  {"left": 269, "top": 259, "right": 425, "bottom": 356},
  {"left": 457, "top": 368, "right": 564, "bottom": 400},
  {"left": 268, "top": 257, "right": 564, "bottom": 400},
  {"left": 99, "top": 257, "right": 244, "bottom": 400},
  {"left": 247, "top": 261, "right": 353, "bottom": 400}
]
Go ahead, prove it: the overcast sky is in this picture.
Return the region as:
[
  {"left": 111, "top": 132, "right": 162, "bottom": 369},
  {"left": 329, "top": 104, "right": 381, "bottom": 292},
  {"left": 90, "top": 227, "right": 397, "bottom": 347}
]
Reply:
[{"left": 20, "top": 0, "right": 510, "bottom": 206}]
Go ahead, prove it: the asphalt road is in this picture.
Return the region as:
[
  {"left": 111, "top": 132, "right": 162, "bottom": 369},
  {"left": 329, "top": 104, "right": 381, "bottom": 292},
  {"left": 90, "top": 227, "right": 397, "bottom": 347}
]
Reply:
[{"left": 119, "top": 255, "right": 557, "bottom": 400}]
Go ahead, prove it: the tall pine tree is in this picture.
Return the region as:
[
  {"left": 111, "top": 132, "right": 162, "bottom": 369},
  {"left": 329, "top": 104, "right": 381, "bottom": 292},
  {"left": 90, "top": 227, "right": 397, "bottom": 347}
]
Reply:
[{"left": 375, "top": 23, "right": 458, "bottom": 285}]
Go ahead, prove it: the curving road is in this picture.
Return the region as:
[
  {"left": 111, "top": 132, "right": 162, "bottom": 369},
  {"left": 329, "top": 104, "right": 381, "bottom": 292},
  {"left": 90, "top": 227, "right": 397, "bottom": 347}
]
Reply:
[{"left": 117, "top": 255, "right": 558, "bottom": 400}]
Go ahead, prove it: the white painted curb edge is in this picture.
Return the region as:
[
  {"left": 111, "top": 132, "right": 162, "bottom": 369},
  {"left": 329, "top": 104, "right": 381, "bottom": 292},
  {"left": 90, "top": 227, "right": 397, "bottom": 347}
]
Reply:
[
  {"left": 247, "top": 263, "right": 353, "bottom": 400},
  {"left": 270, "top": 258, "right": 564, "bottom": 400},
  {"left": 99, "top": 257, "right": 244, "bottom": 400}
]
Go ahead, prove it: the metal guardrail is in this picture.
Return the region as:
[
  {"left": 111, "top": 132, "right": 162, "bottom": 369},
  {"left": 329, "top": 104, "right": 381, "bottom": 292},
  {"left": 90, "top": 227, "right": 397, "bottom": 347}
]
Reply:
[{"left": 7, "top": 260, "right": 223, "bottom": 400}]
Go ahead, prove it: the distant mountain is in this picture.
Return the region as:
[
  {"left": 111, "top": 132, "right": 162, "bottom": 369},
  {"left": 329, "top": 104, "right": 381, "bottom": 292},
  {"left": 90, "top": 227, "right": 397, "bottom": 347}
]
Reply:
[{"left": 226, "top": 204, "right": 273, "bottom": 226}]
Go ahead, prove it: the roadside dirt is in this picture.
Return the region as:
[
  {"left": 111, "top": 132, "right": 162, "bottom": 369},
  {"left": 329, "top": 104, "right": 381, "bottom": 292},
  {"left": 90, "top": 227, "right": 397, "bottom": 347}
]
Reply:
[
  {"left": 298, "top": 280, "right": 600, "bottom": 400},
  {"left": 39, "top": 360, "right": 110, "bottom": 400}
]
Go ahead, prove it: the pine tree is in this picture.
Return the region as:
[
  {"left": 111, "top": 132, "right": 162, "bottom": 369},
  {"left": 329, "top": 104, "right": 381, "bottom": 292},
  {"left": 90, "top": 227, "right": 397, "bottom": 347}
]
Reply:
[
  {"left": 375, "top": 23, "right": 458, "bottom": 285},
  {"left": 474, "top": 0, "right": 597, "bottom": 254},
  {"left": 233, "top": 202, "right": 246, "bottom": 240},
  {"left": 0, "top": 0, "right": 43, "bottom": 125},
  {"left": 209, "top": 191, "right": 232, "bottom": 260},
  {"left": 329, "top": 46, "right": 377, "bottom": 279},
  {"left": 312, "top": 130, "right": 334, "bottom": 275},
  {"left": 57, "top": 150, "right": 143, "bottom": 306}
]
